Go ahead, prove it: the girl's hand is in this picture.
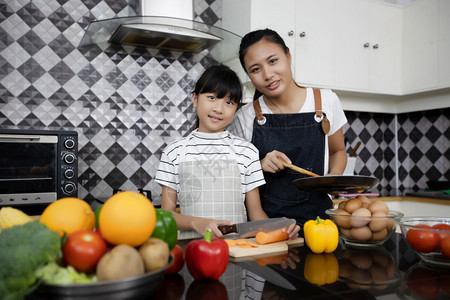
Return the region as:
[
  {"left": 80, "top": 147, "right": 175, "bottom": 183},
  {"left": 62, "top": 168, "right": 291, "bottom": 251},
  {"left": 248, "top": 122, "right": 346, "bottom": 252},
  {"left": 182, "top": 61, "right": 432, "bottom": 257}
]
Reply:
[
  {"left": 261, "top": 150, "right": 291, "bottom": 173},
  {"left": 282, "top": 220, "right": 300, "bottom": 240},
  {"left": 191, "top": 218, "right": 233, "bottom": 239}
]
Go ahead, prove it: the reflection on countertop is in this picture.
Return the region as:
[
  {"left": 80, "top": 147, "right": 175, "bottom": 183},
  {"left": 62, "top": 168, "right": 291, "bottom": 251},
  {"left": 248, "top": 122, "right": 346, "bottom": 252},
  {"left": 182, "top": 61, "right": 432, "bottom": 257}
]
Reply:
[{"left": 150, "top": 233, "right": 450, "bottom": 300}]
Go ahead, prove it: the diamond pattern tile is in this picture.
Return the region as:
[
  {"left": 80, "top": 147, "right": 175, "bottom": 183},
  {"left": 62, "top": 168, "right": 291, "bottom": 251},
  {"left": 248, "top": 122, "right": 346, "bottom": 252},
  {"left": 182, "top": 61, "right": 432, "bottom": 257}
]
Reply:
[{"left": 1, "top": 0, "right": 449, "bottom": 205}]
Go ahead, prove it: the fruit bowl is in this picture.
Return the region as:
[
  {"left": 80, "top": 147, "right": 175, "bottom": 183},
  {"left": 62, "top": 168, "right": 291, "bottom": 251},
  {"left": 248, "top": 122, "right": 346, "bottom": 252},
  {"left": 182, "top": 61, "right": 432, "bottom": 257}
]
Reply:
[
  {"left": 326, "top": 207, "right": 403, "bottom": 248},
  {"left": 398, "top": 217, "right": 450, "bottom": 268}
]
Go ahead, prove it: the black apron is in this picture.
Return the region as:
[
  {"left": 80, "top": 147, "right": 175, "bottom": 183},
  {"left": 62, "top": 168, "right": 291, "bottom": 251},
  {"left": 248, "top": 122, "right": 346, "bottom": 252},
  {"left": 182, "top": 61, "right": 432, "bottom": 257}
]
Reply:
[{"left": 251, "top": 88, "right": 332, "bottom": 230}]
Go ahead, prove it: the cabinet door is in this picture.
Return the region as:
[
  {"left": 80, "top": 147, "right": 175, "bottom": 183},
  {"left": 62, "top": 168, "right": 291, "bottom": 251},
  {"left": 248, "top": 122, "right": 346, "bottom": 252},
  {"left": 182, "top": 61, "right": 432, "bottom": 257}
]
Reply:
[
  {"left": 294, "top": 0, "right": 335, "bottom": 87},
  {"left": 369, "top": 3, "right": 402, "bottom": 94},
  {"left": 439, "top": 0, "right": 450, "bottom": 87},
  {"left": 402, "top": 0, "right": 439, "bottom": 92},
  {"left": 334, "top": 0, "right": 371, "bottom": 91},
  {"left": 250, "top": 0, "right": 295, "bottom": 51}
]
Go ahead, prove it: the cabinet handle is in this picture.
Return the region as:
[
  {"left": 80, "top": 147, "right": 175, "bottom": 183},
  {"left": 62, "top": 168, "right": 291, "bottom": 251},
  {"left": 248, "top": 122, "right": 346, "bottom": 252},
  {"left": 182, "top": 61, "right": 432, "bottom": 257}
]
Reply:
[
  {"left": 288, "top": 30, "right": 294, "bottom": 36},
  {"left": 299, "top": 31, "right": 306, "bottom": 37},
  {"left": 363, "top": 42, "right": 370, "bottom": 48},
  {"left": 373, "top": 43, "right": 379, "bottom": 49}
]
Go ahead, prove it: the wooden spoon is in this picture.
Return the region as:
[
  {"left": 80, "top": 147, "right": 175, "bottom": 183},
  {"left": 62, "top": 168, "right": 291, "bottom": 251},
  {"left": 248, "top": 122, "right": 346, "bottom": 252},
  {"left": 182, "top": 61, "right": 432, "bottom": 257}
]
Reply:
[{"left": 279, "top": 159, "right": 319, "bottom": 177}]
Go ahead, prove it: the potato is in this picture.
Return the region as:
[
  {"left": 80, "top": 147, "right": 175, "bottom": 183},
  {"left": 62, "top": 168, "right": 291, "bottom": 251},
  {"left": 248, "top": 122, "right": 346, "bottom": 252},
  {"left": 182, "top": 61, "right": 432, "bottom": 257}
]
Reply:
[
  {"left": 139, "top": 237, "right": 170, "bottom": 272},
  {"left": 96, "top": 244, "right": 145, "bottom": 281}
]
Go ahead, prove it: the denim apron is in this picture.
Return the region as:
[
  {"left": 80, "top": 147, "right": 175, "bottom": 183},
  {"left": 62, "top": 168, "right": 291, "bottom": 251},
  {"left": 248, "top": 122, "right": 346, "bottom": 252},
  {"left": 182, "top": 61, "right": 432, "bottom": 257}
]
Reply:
[
  {"left": 177, "top": 132, "right": 246, "bottom": 239},
  {"left": 251, "top": 89, "right": 332, "bottom": 229}
]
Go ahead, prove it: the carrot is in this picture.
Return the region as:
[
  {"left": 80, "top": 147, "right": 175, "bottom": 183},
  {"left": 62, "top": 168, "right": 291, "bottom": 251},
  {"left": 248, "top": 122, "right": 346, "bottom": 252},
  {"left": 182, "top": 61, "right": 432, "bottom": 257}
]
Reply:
[
  {"left": 256, "top": 253, "right": 288, "bottom": 266},
  {"left": 224, "top": 239, "right": 237, "bottom": 247},
  {"left": 255, "top": 228, "right": 289, "bottom": 245}
]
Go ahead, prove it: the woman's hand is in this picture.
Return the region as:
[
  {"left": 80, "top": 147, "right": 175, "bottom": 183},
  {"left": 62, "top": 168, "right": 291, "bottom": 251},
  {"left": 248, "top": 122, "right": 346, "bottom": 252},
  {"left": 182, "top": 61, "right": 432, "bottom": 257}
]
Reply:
[
  {"left": 191, "top": 218, "right": 233, "bottom": 239},
  {"left": 261, "top": 150, "right": 291, "bottom": 173}
]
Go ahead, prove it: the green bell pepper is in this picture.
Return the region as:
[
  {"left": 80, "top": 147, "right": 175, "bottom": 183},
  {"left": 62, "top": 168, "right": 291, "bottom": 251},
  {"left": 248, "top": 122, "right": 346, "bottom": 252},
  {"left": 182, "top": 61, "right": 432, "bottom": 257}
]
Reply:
[{"left": 151, "top": 209, "right": 178, "bottom": 250}]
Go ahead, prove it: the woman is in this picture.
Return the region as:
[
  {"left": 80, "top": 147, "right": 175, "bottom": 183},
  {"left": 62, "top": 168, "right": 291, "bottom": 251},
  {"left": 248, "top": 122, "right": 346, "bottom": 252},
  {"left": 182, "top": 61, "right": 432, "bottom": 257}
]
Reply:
[{"left": 229, "top": 29, "right": 347, "bottom": 229}]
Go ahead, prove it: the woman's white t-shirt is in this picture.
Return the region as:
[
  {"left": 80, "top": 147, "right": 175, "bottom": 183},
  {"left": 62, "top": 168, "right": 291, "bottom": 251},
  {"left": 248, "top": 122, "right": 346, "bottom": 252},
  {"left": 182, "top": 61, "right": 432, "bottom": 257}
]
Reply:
[{"left": 228, "top": 87, "right": 347, "bottom": 175}]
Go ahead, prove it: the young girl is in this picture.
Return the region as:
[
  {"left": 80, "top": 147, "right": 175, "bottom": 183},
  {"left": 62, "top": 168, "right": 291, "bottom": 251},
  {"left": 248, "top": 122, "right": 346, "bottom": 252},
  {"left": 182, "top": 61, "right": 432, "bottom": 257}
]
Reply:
[
  {"left": 155, "top": 64, "right": 299, "bottom": 239},
  {"left": 229, "top": 29, "right": 348, "bottom": 229}
]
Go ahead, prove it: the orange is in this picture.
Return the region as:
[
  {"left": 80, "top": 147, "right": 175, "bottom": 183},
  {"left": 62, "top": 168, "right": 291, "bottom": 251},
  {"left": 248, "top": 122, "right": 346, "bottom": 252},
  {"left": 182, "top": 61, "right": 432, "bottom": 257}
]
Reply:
[
  {"left": 99, "top": 191, "right": 156, "bottom": 247},
  {"left": 40, "top": 197, "right": 95, "bottom": 237}
]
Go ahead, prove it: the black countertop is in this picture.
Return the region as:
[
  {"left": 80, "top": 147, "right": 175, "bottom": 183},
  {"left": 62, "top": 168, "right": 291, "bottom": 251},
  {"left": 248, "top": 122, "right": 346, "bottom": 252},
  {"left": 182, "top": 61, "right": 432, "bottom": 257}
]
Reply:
[{"left": 152, "top": 234, "right": 450, "bottom": 300}]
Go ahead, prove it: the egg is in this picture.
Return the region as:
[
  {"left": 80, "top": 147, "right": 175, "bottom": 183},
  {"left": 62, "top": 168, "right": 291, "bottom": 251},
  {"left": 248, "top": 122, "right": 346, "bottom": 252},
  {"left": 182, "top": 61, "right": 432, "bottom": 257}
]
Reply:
[
  {"left": 344, "top": 198, "right": 362, "bottom": 213},
  {"left": 350, "top": 208, "right": 371, "bottom": 227},
  {"left": 368, "top": 200, "right": 389, "bottom": 214},
  {"left": 385, "top": 214, "right": 396, "bottom": 231},
  {"left": 350, "top": 252, "right": 373, "bottom": 269},
  {"left": 371, "top": 228, "right": 388, "bottom": 241},
  {"left": 340, "top": 227, "right": 352, "bottom": 239},
  {"left": 338, "top": 201, "right": 346, "bottom": 209},
  {"left": 333, "top": 208, "right": 351, "bottom": 228},
  {"left": 370, "top": 263, "right": 390, "bottom": 282},
  {"left": 369, "top": 211, "right": 388, "bottom": 231},
  {"left": 351, "top": 226, "right": 372, "bottom": 241},
  {"left": 357, "top": 195, "right": 371, "bottom": 208}
]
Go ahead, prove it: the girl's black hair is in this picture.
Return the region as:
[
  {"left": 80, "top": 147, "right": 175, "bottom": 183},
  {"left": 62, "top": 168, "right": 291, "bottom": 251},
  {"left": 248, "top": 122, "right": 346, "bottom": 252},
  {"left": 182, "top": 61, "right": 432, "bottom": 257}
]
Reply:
[
  {"left": 190, "top": 64, "right": 243, "bottom": 131},
  {"left": 238, "top": 28, "right": 290, "bottom": 100},
  {"left": 193, "top": 64, "right": 242, "bottom": 104}
]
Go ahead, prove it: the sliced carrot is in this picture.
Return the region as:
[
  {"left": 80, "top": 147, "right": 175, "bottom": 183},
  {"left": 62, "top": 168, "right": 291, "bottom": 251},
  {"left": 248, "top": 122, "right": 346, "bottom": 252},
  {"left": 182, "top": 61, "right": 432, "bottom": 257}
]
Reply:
[
  {"left": 235, "top": 239, "right": 249, "bottom": 245},
  {"left": 256, "top": 253, "right": 288, "bottom": 266},
  {"left": 255, "top": 228, "right": 289, "bottom": 245},
  {"left": 244, "top": 241, "right": 260, "bottom": 247},
  {"left": 224, "top": 239, "right": 237, "bottom": 247}
]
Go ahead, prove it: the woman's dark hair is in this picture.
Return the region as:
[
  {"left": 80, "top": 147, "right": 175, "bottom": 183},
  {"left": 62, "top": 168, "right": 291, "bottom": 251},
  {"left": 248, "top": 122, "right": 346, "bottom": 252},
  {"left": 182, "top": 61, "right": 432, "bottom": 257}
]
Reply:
[
  {"left": 238, "top": 29, "right": 290, "bottom": 100},
  {"left": 190, "top": 64, "right": 242, "bottom": 131},
  {"left": 239, "top": 28, "right": 289, "bottom": 72}
]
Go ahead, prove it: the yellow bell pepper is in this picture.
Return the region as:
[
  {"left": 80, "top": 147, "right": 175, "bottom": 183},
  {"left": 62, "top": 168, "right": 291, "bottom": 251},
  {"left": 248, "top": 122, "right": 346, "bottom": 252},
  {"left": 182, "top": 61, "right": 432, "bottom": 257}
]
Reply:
[
  {"left": 303, "top": 216, "right": 339, "bottom": 254},
  {"left": 304, "top": 253, "right": 339, "bottom": 285}
]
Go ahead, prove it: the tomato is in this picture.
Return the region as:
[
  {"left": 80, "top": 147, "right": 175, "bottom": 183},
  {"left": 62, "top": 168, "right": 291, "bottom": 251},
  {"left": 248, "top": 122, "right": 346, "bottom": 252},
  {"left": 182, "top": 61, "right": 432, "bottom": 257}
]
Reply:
[
  {"left": 406, "top": 224, "right": 440, "bottom": 253},
  {"left": 440, "top": 236, "right": 450, "bottom": 259},
  {"left": 407, "top": 266, "right": 440, "bottom": 299},
  {"left": 62, "top": 230, "right": 108, "bottom": 272},
  {"left": 432, "top": 223, "right": 450, "bottom": 240},
  {"left": 166, "top": 244, "right": 185, "bottom": 275}
]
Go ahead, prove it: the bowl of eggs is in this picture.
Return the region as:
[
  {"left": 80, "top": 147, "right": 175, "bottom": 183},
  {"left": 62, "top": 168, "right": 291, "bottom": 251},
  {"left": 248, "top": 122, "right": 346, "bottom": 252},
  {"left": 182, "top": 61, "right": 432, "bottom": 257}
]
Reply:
[{"left": 326, "top": 196, "right": 403, "bottom": 248}]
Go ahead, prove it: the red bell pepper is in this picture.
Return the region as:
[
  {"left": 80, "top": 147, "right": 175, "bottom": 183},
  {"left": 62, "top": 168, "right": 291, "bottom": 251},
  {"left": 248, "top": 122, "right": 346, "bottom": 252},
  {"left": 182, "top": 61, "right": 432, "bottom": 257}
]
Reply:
[{"left": 185, "top": 229, "right": 229, "bottom": 280}]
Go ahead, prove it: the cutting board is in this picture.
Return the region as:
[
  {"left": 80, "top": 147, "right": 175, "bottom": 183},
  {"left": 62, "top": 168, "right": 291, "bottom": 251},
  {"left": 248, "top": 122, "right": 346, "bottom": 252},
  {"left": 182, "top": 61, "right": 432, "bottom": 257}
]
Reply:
[{"left": 228, "top": 237, "right": 304, "bottom": 259}]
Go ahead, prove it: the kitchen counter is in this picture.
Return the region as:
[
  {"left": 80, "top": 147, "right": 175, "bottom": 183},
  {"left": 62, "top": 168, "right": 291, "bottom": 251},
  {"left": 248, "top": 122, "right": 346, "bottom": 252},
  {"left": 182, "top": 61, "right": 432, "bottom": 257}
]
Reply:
[
  {"left": 144, "top": 233, "right": 450, "bottom": 300},
  {"left": 24, "top": 233, "right": 450, "bottom": 300}
]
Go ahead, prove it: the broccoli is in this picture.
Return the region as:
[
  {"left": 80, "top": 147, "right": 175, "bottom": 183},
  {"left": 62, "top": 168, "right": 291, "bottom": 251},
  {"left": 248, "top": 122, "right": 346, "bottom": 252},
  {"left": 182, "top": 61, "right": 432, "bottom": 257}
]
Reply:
[{"left": 0, "top": 221, "right": 61, "bottom": 300}]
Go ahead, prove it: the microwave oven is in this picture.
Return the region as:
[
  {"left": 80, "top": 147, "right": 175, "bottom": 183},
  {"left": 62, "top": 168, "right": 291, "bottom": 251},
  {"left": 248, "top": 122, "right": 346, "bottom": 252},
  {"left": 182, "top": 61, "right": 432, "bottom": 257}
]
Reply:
[{"left": 0, "top": 129, "right": 78, "bottom": 214}]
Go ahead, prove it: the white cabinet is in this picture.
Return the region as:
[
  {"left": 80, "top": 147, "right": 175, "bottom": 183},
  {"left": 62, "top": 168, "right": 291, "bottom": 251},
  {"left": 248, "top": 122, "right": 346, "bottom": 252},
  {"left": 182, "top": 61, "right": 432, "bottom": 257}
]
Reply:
[
  {"left": 402, "top": 0, "right": 439, "bottom": 93},
  {"left": 294, "top": 0, "right": 336, "bottom": 87},
  {"left": 222, "top": 0, "right": 335, "bottom": 87},
  {"left": 438, "top": 0, "right": 450, "bottom": 88},
  {"left": 335, "top": 0, "right": 402, "bottom": 94}
]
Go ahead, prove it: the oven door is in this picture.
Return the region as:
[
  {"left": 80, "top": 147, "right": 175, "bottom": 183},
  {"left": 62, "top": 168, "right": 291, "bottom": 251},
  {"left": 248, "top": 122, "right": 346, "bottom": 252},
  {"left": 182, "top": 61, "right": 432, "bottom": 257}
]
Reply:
[{"left": 0, "top": 134, "right": 58, "bottom": 207}]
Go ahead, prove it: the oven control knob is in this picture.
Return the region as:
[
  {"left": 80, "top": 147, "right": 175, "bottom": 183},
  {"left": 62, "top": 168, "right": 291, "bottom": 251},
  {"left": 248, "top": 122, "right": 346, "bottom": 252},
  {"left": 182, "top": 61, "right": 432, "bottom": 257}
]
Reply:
[
  {"left": 63, "top": 153, "right": 76, "bottom": 164},
  {"left": 64, "top": 168, "right": 75, "bottom": 179},
  {"left": 64, "top": 138, "right": 75, "bottom": 149},
  {"left": 63, "top": 182, "right": 77, "bottom": 194}
]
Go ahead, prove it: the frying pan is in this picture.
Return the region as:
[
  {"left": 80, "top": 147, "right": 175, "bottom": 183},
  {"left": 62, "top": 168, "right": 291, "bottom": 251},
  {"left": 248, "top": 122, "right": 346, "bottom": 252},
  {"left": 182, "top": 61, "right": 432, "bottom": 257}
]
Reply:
[{"left": 292, "top": 175, "right": 379, "bottom": 195}]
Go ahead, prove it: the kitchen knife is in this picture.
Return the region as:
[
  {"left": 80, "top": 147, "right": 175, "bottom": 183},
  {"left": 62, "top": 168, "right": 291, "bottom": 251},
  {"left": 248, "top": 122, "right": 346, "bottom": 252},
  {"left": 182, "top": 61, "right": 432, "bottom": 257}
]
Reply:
[{"left": 218, "top": 218, "right": 295, "bottom": 238}]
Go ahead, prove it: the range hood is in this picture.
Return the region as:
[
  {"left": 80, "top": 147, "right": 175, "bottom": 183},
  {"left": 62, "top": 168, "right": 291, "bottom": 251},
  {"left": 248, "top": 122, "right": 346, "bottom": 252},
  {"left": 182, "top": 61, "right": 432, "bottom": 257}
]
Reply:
[{"left": 79, "top": 0, "right": 240, "bottom": 62}]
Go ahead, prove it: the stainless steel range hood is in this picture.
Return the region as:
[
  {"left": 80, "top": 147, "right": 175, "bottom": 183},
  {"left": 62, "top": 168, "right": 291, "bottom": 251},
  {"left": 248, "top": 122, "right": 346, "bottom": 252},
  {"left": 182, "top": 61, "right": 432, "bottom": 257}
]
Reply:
[{"left": 79, "top": 0, "right": 240, "bottom": 61}]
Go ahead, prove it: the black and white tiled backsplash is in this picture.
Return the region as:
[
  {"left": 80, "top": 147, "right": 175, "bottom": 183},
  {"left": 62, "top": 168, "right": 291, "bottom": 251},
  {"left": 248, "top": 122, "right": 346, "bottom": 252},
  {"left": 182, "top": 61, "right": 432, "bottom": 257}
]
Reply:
[{"left": 1, "top": 0, "right": 449, "bottom": 204}]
